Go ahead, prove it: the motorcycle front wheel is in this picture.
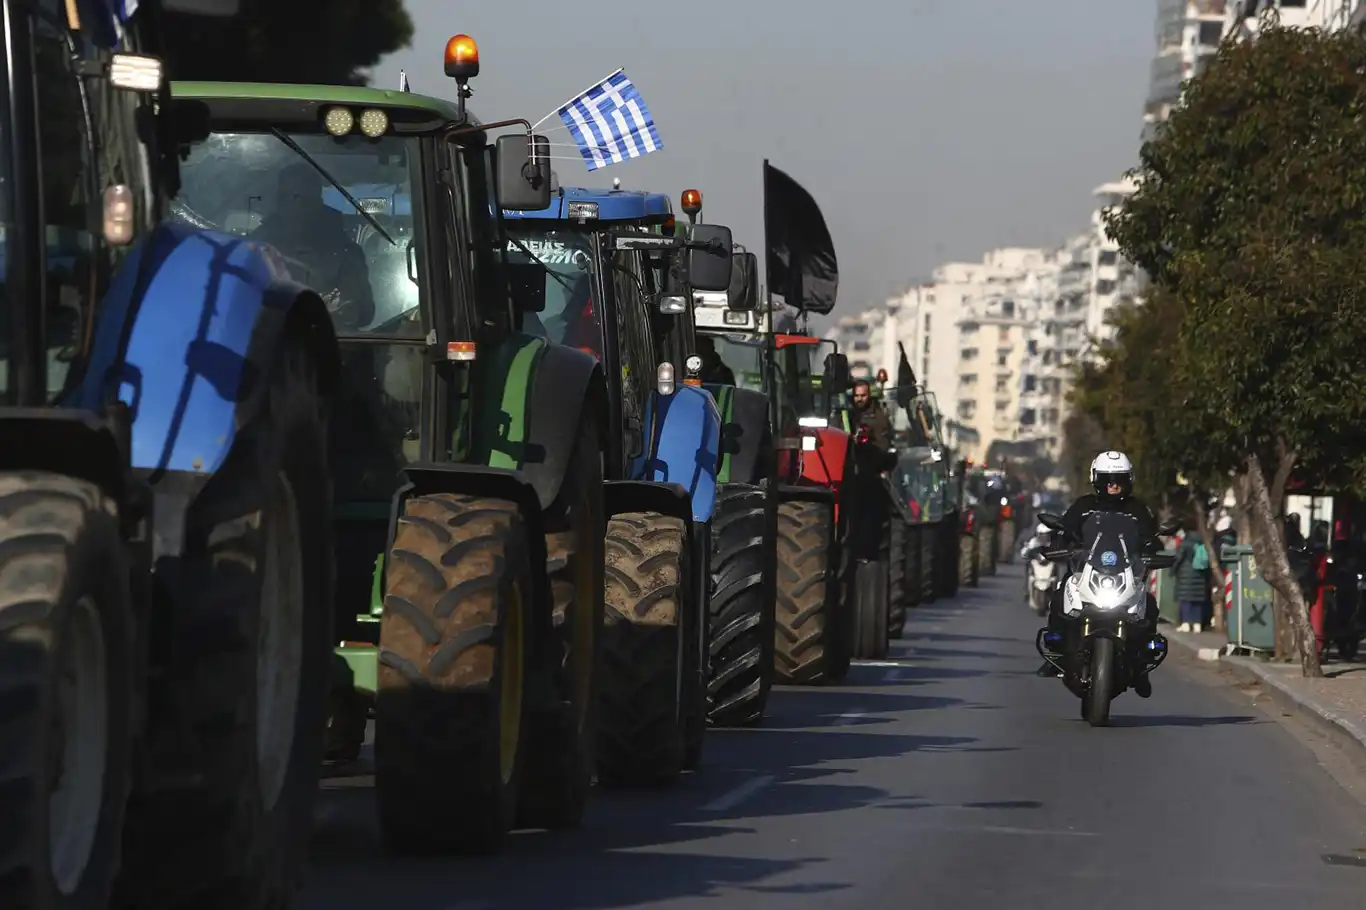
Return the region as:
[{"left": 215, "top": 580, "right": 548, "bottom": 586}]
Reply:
[{"left": 1083, "top": 637, "right": 1115, "bottom": 727}]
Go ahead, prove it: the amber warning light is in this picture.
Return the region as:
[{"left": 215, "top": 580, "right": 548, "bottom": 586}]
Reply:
[
  {"left": 681, "top": 189, "right": 702, "bottom": 215},
  {"left": 444, "top": 34, "right": 480, "bottom": 80}
]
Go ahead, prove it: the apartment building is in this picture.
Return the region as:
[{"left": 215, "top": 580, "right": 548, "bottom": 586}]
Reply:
[
  {"left": 1224, "top": 0, "right": 1324, "bottom": 38},
  {"left": 1144, "top": 1, "right": 1229, "bottom": 143}
]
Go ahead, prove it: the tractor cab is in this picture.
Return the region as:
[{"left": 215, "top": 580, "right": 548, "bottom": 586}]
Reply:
[{"left": 502, "top": 185, "right": 733, "bottom": 483}]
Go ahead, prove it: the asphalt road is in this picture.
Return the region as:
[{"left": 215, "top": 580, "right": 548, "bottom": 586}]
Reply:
[{"left": 301, "top": 566, "right": 1366, "bottom": 910}]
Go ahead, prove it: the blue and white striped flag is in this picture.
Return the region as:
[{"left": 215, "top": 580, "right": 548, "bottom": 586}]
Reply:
[{"left": 557, "top": 69, "right": 663, "bottom": 172}]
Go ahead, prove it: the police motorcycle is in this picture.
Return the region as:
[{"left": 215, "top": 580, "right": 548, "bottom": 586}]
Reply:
[{"left": 1034, "top": 511, "right": 1178, "bottom": 726}]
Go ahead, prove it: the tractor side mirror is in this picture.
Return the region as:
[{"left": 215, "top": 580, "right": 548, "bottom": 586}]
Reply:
[
  {"left": 687, "top": 223, "right": 733, "bottom": 292},
  {"left": 727, "top": 251, "right": 758, "bottom": 312},
  {"left": 495, "top": 133, "right": 551, "bottom": 212}
]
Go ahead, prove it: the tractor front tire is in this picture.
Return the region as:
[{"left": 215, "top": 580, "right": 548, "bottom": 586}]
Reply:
[
  {"left": 0, "top": 473, "right": 133, "bottom": 910},
  {"left": 597, "top": 512, "right": 688, "bottom": 787},
  {"left": 375, "top": 495, "right": 532, "bottom": 855},
  {"left": 774, "top": 500, "right": 841, "bottom": 686},
  {"left": 706, "top": 484, "right": 774, "bottom": 727}
]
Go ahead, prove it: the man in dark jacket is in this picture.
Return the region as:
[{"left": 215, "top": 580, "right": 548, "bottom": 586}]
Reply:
[
  {"left": 1037, "top": 451, "right": 1164, "bottom": 697},
  {"left": 252, "top": 161, "right": 375, "bottom": 332},
  {"left": 850, "top": 380, "right": 892, "bottom": 453}
]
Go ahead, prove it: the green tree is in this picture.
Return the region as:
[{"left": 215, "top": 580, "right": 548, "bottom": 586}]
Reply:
[
  {"left": 1107, "top": 20, "right": 1366, "bottom": 676},
  {"left": 162, "top": 0, "right": 414, "bottom": 85}
]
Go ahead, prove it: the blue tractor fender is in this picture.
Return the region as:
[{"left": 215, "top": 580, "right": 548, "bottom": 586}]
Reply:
[
  {"left": 68, "top": 220, "right": 338, "bottom": 478},
  {"left": 630, "top": 384, "right": 721, "bottom": 524}
]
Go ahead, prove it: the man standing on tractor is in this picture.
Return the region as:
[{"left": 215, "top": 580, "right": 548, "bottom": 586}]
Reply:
[{"left": 851, "top": 379, "right": 892, "bottom": 454}]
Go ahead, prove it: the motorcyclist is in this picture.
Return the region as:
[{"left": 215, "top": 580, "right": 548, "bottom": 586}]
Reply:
[
  {"left": 1036, "top": 451, "right": 1162, "bottom": 698},
  {"left": 252, "top": 161, "right": 375, "bottom": 332}
]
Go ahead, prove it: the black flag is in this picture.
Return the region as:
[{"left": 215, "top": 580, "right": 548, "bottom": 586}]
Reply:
[
  {"left": 763, "top": 160, "right": 838, "bottom": 315},
  {"left": 895, "top": 342, "right": 917, "bottom": 410}
]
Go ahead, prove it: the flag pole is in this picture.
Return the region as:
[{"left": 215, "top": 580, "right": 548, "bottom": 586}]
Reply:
[{"left": 530, "top": 67, "right": 626, "bottom": 131}]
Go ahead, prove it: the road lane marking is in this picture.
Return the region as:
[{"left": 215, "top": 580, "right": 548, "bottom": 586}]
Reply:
[
  {"left": 700, "top": 774, "right": 775, "bottom": 812},
  {"left": 882, "top": 667, "right": 903, "bottom": 682},
  {"left": 835, "top": 709, "right": 868, "bottom": 725},
  {"left": 851, "top": 659, "right": 913, "bottom": 667}
]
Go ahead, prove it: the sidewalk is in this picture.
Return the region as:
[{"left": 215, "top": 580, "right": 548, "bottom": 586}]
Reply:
[{"left": 1163, "top": 623, "right": 1366, "bottom": 755}]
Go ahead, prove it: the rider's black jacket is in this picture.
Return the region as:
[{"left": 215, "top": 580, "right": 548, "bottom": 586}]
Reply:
[{"left": 1059, "top": 493, "right": 1158, "bottom": 549}]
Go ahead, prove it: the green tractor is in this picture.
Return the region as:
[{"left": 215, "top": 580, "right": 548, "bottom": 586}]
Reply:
[{"left": 172, "top": 35, "right": 608, "bottom": 854}]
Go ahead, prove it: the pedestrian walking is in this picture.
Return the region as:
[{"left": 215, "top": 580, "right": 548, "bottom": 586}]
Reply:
[{"left": 1175, "top": 528, "right": 1211, "bottom": 633}]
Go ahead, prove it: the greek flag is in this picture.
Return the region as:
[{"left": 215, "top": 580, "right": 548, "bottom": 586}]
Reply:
[{"left": 557, "top": 69, "right": 663, "bottom": 172}]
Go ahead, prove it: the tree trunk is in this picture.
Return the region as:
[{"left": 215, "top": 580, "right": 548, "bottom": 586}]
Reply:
[
  {"left": 1190, "top": 491, "right": 1225, "bottom": 630},
  {"left": 1243, "top": 453, "right": 1322, "bottom": 677}
]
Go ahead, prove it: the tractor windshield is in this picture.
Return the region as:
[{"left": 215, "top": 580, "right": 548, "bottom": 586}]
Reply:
[
  {"left": 504, "top": 226, "right": 601, "bottom": 356},
  {"left": 173, "top": 131, "right": 424, "bottom": 337},
  {"left": 699, "top": 333, "right": 765, "bottom": 391}
]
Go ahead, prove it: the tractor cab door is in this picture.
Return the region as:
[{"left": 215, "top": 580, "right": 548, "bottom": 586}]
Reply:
[{"left": 607, "top": 244, "right": 656, "bottom": 463}]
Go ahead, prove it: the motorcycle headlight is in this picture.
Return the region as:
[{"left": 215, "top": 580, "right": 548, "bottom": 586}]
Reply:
[{"left": 1085, "top": 570, "right": 1132, "bottom": 610}]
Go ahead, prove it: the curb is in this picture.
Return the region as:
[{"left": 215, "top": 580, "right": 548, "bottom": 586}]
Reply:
[{"left": 1164, "top": 628, "right": 1366, "bottom": 755}]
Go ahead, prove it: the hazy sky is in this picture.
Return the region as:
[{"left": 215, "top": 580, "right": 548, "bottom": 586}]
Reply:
[{"left": 378, "top": 0, "right": 1154, "bottom": 329}]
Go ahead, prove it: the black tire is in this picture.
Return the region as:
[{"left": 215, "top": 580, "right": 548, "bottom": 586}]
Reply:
[
  {"left": 597, "top": 512, "right": 687, "bottom": 787},
  {"left": 1339, "top": 637, "right": 1361, "bottom": 662},
  {"left": 774, "top": 500, "right": 840, "bottom": 686},
  {"left": 706, "top": 483, "right": 773, "bottom": 727},
  {"left": 375, "top": 494, "right": 532, "bottom": 854},
  {"left": 887, "top": 519, "right": 907, "bottom": 638},
  {"left": 1084, "top": 638, "right": 1115, "bottom": 727},
  {"left": 0, "top": 474, "right": 133, "bottom": 910},
  {"left": 117, "top": 338, "right": 333, "bottom": 910},
  {"left": 852, "top": 559, "right": 890, "bottom": 659},
  {"left": 518, "top": 416, "right": 604, "bottom": 829}
]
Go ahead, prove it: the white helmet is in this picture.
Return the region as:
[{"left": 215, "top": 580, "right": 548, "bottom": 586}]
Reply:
[
  {"left": 1090, "top": 450, "right": 1134, "bottom": 499},
  {"left": 1036, "top": 522, "right": 1050, "bottom": 536}
]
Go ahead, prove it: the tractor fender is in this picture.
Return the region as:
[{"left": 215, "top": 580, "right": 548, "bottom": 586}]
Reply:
[
  {"left": 708, "top": 384, "right": 771, "bottom": 485},
  {"left": 633, "top": 385, "right": 720, "bottom": 523},
  {"left": 604, "top": 479, "right": 695, "bottom": 542},
  {"left": 388, "top": 463, "right": 550, "bottom": 642},
  {"left": 69, "top": 221, "right": 339, "bottom": 479},
  {"left": 477, "top": 335, "right": 607, "bottom": 512},
  {"left": 0, "top": 408, "right": 129, "bottom": 506},
  {"left": 801, "top": 427, "right": 851, "bottom": 489}
]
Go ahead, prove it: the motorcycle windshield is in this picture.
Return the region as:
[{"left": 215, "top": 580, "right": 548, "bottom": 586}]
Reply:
[{"left": 1079, "top": 512, "right": 1143, "bottom": 576}]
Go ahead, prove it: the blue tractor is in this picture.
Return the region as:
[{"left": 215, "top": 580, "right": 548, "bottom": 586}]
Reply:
[
  {"left": 0, "top": 2, "right": 341, "bottom": 908},
  {"left": 503, "top": 186, "right": 733, "bottom": 784}
]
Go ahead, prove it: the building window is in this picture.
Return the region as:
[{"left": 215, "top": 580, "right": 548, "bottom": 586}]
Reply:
[
  {"left": 1024, "top": 374, "right": 1037, "bottom": 392},
  {"left": 1026, "top": 339, "right": 1038, "bottom": 356},
  {"left": 997, "top": 353, "right": 1008, "bottom": 367},
  {"left": 1002, "top": 300, "right": 1015, "bottom": 318},
  {"left": 1020, "top": 409, "right": 1037, "bottom": 426},
  {"left": 1098, "top": 249, "right": 1118, "bottom": 266},
  {"left": 1096, "top": 279, "right": 1116, "bottom": 295},
  {"left": 1198, "top": 21, "right": 1223, "bottom": 47},
  {"left": 995, "top": 377, "right": 1008, "bottom": 393},
  {"left": 923, "top": 313, "right": 931, "bottom": 332},
  {"left": 961, "top": 347, "right": 978, "bottom": 361}
]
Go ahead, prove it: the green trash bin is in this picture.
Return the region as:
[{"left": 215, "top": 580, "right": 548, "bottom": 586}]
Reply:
[{"left": 1222, "top": 544, "right": 1276, "bottom": 653}]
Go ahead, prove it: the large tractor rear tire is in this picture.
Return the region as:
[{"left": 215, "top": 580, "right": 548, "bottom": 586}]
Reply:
[
  {"left": 375, "top": 494, "right": 531, "bottom": 854},
  {"left": 774, "top": 500, "right": 842, "bottom": 686},
  {"left": 706, "top": 484, "right": 773, "bottom": 727},
  {"left": 117, "top": 339, "right": 333, "bottom": 910},
  {"left": 887, "top": 518, "right": 907, "bottom": 639},
  {"left": 518, "top": 416, "right": 604, "bottom": 830},
  {"left": 597, "top": 512, "right": 688, "bottom": 787},
  {"left": 0, "top": 473, "right": 133, "bottom": 910}
]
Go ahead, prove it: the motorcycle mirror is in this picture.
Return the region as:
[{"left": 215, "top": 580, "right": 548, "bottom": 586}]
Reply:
[
  {"left": 1036, "top": 512, "right": 1065, "bottom": 533},
  {"left": 1157, "top": 519, "right": 1181, "bottom": 536}
]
